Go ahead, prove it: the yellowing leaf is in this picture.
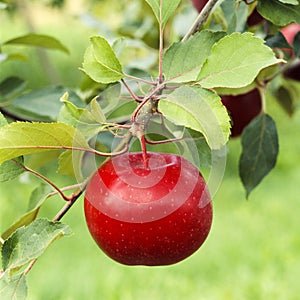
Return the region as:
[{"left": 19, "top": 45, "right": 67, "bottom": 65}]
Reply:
[{"left": 0, "top": 122, "right": 90, "bottom": 165}]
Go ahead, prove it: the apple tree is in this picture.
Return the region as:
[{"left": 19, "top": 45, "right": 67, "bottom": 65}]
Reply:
[{"left": 0, "top": 0, "right": 300, "bottom": 298}]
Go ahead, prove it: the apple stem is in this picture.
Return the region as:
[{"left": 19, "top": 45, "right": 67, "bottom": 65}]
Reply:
[{"left": 140, "top": 134, "right": 149, "bottom": 169}]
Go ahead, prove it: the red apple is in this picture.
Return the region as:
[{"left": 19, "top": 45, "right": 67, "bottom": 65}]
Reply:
[
  {"left": 283, "top": 60, "right": 300, "bottom": 81},
  {"left": 221, "top": 88, "right": 262, "bottom": 137},
  {"left": 281, "top": 23, "right": 300, "bottom": 45},
  {"left": 281, "top": 23, "right": 300, "bottom": 56},
  {"left": 247, "top": 8, "right": 264, "bottom": 27},
  {"left": 191, "top": 0, "right": 208, "bottom": 13},
  {"left": 84, "top": 152, "right": 212, "bottom": 266}
]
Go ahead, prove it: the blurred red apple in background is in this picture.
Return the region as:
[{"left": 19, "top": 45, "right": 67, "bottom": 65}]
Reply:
[
  {"left": 190, "top": 0, "right": 208, "bottom": 13},
  {"left": 221, "top": 89, "right": 262, "bottom": 137},
  {"left": 281, "top": 23, "right": 300, "bottom": 57}
]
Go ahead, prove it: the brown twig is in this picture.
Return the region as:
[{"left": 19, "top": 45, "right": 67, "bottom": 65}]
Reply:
[{"left": 182, "top": 0, "right": 220, "bottom": 41}]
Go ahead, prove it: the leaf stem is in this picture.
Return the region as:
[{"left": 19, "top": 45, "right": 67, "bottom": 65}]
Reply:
[
  {"left": 158, "top": 0, "right": 164, "bottom": 83},
  {"left": 52, "top": 184, "right": 86, "bottom": 222},
  {"left": 124, "top": 73, "right": 155, "bottom": 85},
  {"left": 182, "top": 0, "right": 220, "bottom": 41},
  {"left": 145, "top": 135, "right": 204, "bottom": 145},
  {"left": 12, "top": 160, "right": 72, "bottom": 201},
  {"left": 121, "top": 79, "right": 142, "bottom": 102},
  {"left": 257, "top": 85, "right": 267, "bottom": 114},
  {"left": 4, "top": 143, "right": 129, "bottom": 159}
]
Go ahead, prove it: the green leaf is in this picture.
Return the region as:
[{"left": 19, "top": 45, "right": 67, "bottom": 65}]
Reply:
[
  {"left": 159, "top": 86, "right": 231, "bottom": 149},
  {"left": 82, "top": 36, "right": 124, "bottom": 84},
  {"left": 197, "top": 32, "right": 282, "bottom": 89},
  {"left": 278, "top": 0, "right": 299, "bottom": 5},
  {"left": 293, "top": 32, "right": 300, "bottom": 57},
  {"left": 0, "top": 111, "right": 8, "bottom": 127},
  {"left": 0, "top": 271, "right": 27, "bottom": 300},
  {"left": 98, "top": 83, "right": 121, "bottom": 115},
  {"left": 58, "top": 94, "right": 105, "bottom": 137},
  {"left": 265, "top": 32, "right": 293, "bottom": 49},
  {"left": 0, "top": 77, "right": 27, "bottom": 102},
  {"left": 0, "top": 52, "right": 28, "bottom": 63},
  {"left": 221, "top": 0, "right": 248, "bottom": 34},
  {"left": 3, "top": 33, "right": 69, "bottom": 54},
  {"left": 9, "top": 86, "right": 83, "bottom": 121},
  {"left": 0, "top": 114, "right": 25, "bottom": 183},
  {"left": 0, "top": 157, "right": 25, "bottom": 183},
  {"left": 144, "top": 0, "right": 181, "bottom": 28},
  {"left": 90, "top": 97, "right": 106, "bottom": 123},
  {"left": 163, "top": 30, "right": 226, "bottom": 83},
  {"left": 57, "top": 150, "right": 84, "bottom": 180},
  {"left": 257, "top": 0, "right": 300, "bottom": 26},
  {"left": 2, "top": 219, "right": 72, "bottom": 274},
  {"left": 0, "top": 122, "right": 90, "bottom": 165},
  {"left": 274, "top": 85, "right": 296, "bottom": 116},
  {"left": 239, "top": 114, "right": 279, "bottom": 198},
  {"left": 1, "top": 184, "right": 52, "bottom": 240}
]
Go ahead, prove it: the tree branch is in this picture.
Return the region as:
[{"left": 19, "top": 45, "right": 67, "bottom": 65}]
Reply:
[{"left": 182, "top": 0, "right": 220, "bottom": 42}]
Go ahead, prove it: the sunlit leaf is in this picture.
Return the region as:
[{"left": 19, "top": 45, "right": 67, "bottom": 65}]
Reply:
[
  {"left": 0, "top": 122, "right": 90, "bottom": 165},
  {"left": 197, "top": 32, "right": 282, "bottom": 89},
  {"left": 82, "top": 36, "right": 124, "bottom": 84},
  {"left": 0, "top": 111, "right": 8, "bottom": 127},
  {"left": 278, "top": 0, "right": 298, "bottom": 4},
  {"left": 159, "top": 86, "right": 231, "bottom": 149},
  {"left": 163, "top": 30, "right": 226, "bottom": 83},
  {"left": 0, "top": 113, "right": 24, "bottom": 182}
]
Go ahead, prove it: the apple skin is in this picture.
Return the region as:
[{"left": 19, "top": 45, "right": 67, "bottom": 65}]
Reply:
[
  {"left": 84, "top": 152, "right": 212, "bottom": 266},
  {"left": 191, "top": 0, "right": 208, "bottom": 13},
  {"left": 283, "top": 60, "right": 300, "bottom": 81},
  {"left": 221, "top": 89, "right": 262, "bottom": 137},
  {"left": 247, "top": 8, "right": 264, "bottom": 27},
  {"left": 281, "top": 23, "right": 300, "bottom": 45},
  {"left": 281, "top": 23, "right": 300, "bottom": 56}
]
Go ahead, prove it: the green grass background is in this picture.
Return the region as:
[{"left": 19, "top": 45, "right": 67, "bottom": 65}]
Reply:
[{"left": 1, "top": 2, "right": 300, "bottom": 299}]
